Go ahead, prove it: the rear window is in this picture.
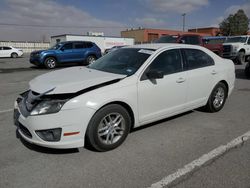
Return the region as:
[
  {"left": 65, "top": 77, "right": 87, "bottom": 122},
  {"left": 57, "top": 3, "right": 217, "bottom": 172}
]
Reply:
[
  {"left": 181, "top": 36, "right": 200, "bottom": 45},
  {"left": 154, "top": 35, "right": 178, "bottom": 43}
]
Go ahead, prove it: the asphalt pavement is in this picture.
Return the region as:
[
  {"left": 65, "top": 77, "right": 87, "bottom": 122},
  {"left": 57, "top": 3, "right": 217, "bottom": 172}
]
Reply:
[
  {"left": 0, "top": 55, "right": 249, "bottom": 188},
  {"left": 174, "top": 141, "right": 250, "bottom": 188}
]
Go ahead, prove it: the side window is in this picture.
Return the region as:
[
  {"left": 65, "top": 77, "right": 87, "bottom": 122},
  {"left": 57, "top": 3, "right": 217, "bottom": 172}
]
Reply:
[
  {"left": 146, "top": 49, "right": 183, "bottom": 75},
  {"left": 3, "top": 47, "right": 12, "bottom": 50},
  {"left": 62, "top": 43, "right": 73, "bottom": 50},
  {"left": 74, "top": 43, "right": 85, "bottom": 49},
  {"left": 0, "top": 47, "right": 2, "bottom": 50},
  {"left": 85, "top": 42, "right": 93, "bottom": 48},
  {"left": 184, "top": 49, "right": 214, "bottom": 70}
]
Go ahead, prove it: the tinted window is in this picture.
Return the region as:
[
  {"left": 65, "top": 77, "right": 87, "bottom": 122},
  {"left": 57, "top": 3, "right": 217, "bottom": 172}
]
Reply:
[
  {"left": 154, "top": 35, "right": 178, "bottom": 43},
  {"left": 3, "top": 47, "right": 12, "bottom": 50},
  {"left": 146, "top": 49, "right": 183, "bottom": 75},
  {"left": 62, "top": 43, "right": 73, "bottom": 50},
  {"left": 184, "top": 49, "right": 214, "bottom": 70},
  {"left": 181, "top": 36, "right": 200, "bottom": 45},
  {"left": 85, "top": 42, "right": 93, "bottom": 48},
  {"left": 74, "top": 43, "right": 85, "bottom": 49}
]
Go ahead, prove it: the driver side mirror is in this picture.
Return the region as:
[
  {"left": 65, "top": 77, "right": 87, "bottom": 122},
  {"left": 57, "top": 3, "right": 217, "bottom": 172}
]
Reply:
[{"left": 146, "top": 69, "right": 164, "bottom": 79}]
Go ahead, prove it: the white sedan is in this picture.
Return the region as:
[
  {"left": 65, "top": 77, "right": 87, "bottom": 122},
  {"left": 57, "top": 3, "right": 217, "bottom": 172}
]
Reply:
[
  {"left": 0, "top": 46, "right": 23, "bottom": 58},
  {"left": 14, "top": 44, "right": 235, "bottom": 151}
]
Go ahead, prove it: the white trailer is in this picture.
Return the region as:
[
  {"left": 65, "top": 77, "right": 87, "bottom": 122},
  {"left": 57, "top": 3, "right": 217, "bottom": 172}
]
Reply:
[{"left": 51, "top": 34, "right": 134, "bottom": 53}]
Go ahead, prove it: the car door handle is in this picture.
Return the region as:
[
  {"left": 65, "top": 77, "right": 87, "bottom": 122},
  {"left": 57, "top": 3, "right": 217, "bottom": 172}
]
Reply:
[
  {"left": 176, "top": 77, "right": 186, "bottom": 83},
  {"left": 211, "top": 70, "right": 217, "bottom": 75}
]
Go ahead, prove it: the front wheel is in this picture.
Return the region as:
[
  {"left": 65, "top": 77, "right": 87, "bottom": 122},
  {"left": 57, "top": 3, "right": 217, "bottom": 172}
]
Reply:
[
  {"left": 86, "top": 55, "right": 96, "bottom": 65},
  {"left": 44, "top": 57, "right": 57, "bottom": 69},
  {"left": 86, "top": 104, "right": 131, "bottom": 151},
  {"left": 205, "top": 82, "right": 227, "bottom": 112},
  {"left": 11, "top": 53, "right": 18, "bottom": 58}
]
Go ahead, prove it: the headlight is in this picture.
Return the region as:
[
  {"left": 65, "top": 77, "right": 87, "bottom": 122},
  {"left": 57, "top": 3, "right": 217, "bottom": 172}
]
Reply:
[{"left": 30, "top": 100, "right": 67, "bottom": 115}]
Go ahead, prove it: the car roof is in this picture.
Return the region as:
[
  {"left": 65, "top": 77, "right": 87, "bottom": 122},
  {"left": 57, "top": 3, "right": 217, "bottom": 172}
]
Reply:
[
  {"left": 126, "top": 43, "right": 203, "bottom": 50},
  {"left": 59, "top": 40, "right": 92, "bottom": 44}
]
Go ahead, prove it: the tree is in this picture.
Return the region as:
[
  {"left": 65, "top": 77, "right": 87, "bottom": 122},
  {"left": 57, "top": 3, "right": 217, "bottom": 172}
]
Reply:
[{"left": 219, "top": 9, "right": 249, "bottom": 36}]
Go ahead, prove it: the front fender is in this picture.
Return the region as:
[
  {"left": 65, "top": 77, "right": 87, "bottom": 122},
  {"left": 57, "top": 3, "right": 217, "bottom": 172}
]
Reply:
[{"left": 40, "top": 52, "right": 57, "bottom": 62}]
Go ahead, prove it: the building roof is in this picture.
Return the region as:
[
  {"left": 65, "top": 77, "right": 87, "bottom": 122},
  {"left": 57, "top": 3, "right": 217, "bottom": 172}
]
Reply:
[
  {"left": 189, "top": 27, "right": 219, "bottom": 30},
  {"left": 122, "top": 28, "right": 211, "bottom": 36},
  {"left": 51, "top": 34, "right": 134, "bottom": 39}
]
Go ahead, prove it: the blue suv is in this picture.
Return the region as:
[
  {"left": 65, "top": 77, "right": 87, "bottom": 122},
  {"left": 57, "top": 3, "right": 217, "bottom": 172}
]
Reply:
[{"left": 30, "top": 41, "right": 102, "bottom": 69}]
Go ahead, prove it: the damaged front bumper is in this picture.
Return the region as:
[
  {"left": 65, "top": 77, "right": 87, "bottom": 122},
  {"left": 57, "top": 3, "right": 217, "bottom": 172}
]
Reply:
[{"left": 14, "top": 90, "right": 95, "bottom": 149}]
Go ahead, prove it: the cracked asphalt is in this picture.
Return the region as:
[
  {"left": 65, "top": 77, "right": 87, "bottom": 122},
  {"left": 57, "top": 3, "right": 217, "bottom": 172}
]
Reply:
[{"left": 0, "top": 55, "right": 250, "bottom": 188}]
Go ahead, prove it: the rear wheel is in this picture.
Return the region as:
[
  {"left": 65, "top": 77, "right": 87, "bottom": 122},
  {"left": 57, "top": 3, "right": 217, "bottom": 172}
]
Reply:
[
  {"left": 86, "top": 55, "right": 96, "bottom": 65},
  {"left": 86, "top": 104, "right": 131, "bottom": 151},
  {"left": 205, "top": 82, "right": 227, "bottom": 112},
  {"left": 44, "top": 57, "right": 57, "bottom": 69},
  {"left": 11, "top": 53, "right": 18, "bottom": 58}
]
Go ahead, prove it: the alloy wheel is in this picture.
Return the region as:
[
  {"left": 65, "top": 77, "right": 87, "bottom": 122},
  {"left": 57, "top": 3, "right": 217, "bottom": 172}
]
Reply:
[
  {"left": 46, "top": 58, "right": 56, "bottom": 68},
  {"left": 87, "top": 56, "right": 96, "bottom": 64},
  {"left": 213, "top": 87, "right": 225, "bottom": 109},
  {"left": 97, "top": 113, "right": 125, "bottom": 145}
]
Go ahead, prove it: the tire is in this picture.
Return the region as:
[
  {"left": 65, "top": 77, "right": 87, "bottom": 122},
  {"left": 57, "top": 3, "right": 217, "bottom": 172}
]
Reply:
[
  {"left": 44, "top": 57, "right": 57, "bottom": 69},
  {"left": 86, "top": 104, "right": 131, "bottom": 152},
  {"left": 86, "top": 55, "right": 96, "bottom": 65},
  {"left": 205, "top": 82, "right": 228, "bottom": 113},
  {"left": 11, "top": 53, "right": 18, "bottom": 58},
  {"left": 245, "top": 62, "right": 250, "bottom": 78},
  {"left": 237, "top": 51, "right": 245, "bottom": 65}
]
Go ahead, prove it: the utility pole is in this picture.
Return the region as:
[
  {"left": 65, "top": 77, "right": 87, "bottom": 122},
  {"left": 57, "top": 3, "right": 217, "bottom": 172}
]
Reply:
[{"left": 182, "top": 13, "right": 186, "bottom": 32}]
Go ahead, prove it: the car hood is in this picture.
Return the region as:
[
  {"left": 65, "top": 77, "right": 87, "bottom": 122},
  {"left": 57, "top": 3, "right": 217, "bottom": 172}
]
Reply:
[
  {"left": 31, "top": 50, "right": 45, "bottom": 54},
  {"left": 223, "top": 42, "right": 242, "bottom": 46},
  {"left": 31, "top": 49, "right": 56, "bottom": 54},
  {"left": 29, "top": 67, "right": 126, "bottom": 94}
]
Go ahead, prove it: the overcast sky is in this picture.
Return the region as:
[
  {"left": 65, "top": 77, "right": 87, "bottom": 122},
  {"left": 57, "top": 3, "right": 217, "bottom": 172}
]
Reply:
[{"left": 0, "top": 0, "right": 250, "bottom": 42}]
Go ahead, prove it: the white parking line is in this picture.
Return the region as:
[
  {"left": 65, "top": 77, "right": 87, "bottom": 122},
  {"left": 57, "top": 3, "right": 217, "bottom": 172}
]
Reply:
[
  {"left": 0, "top": 109, "right": 13, "bottom": 114},
  {"left": 150, "top": 130, "right": 250, "bottom": 188}
]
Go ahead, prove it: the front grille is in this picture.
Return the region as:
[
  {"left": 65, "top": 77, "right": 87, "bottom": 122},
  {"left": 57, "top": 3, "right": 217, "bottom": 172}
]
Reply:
[
  {"left": 223, "top": 45, "right": 232, "bottom": 53},
  {"left": 19, "top": 123, "right": 32, "bottom": 138},
  {"left": 30, "top": 53, "right": 39, "bottom": 57}
]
